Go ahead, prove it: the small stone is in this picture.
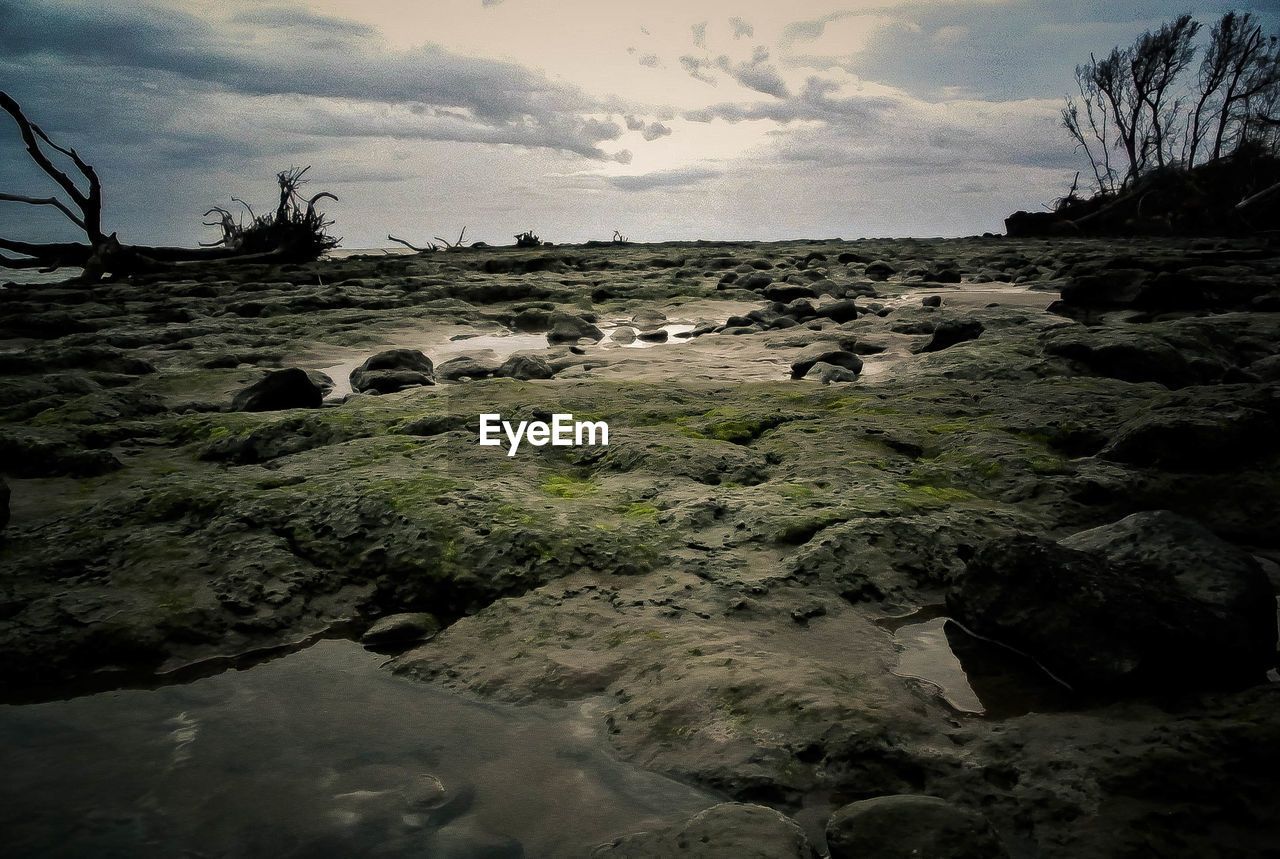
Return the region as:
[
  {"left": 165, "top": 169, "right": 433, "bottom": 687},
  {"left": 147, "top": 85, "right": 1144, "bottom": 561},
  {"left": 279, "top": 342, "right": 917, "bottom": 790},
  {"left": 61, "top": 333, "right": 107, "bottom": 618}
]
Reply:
[
  {"left": 804, "top": 361, "right": 860, "bottom": 384},
  {"left": 922, "top": 295, "right": 942, "bottom": 307},
  {"left": 362, "top": 613, "right": 441, "bottom": 647}
]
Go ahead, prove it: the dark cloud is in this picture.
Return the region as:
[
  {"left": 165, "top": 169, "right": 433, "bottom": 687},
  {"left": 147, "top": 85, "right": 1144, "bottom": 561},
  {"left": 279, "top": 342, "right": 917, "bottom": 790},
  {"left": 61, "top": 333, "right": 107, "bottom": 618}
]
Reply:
[
  {"left": 728, "top": 17, "right": 754, "bottom": 40},
  {"left": 805, "top": 1, "right": 1280, "bottom": 102},
  {"left": 625, "top": 115, "right": 646, "bottom": 131},
  {"left": 641, "top": 122, "right": 672, "bottom": 141},
  {"left": 715, "top": 47, "right": 788, "bottom": 99},
  {"left": 638, "top": 53, "right": 661, "bottom": 68},
  {"left": 680, "top": 55, "right": 718, "bottom": 85},
  {"left": 228, "top": 6, "right": 377, "bottom": 37},
  {"left": 0, "top": 0, "right": 626, "bottom": 160},
  {"left": 606, "top": 167, "right": 719, "bottom": 191},
  {"left": 692, "top": 21, "right": 707, "bottom": 49}
]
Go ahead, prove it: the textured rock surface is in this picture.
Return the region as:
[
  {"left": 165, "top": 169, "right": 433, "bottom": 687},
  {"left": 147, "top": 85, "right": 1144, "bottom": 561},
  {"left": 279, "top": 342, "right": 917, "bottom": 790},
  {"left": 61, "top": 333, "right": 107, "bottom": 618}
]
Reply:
[
  {"left": 593, "top": 803, "right": 812, "bottom": 858},
  {"left": 2, "top": 237, "right": 1278, "bottom": 858},
  {"left": 231, "top": 367, "right": 324, "bottom": 411},
  {"left": 826, "top": 795, "right": 1007, "bottom": 859},
  {"left": 350, "top": 348, "right": 435, "bottom": 394}
]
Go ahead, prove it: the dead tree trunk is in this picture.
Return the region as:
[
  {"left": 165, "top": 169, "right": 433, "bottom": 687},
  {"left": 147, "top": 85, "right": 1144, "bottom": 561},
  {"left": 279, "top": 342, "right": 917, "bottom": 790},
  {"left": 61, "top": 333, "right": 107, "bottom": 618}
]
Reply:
[
  {"left": 0, "top": 90, "right": 112, "bottom": 277},
  {"left": 2, "top": 92, "right": 339, "bottom": 282}
]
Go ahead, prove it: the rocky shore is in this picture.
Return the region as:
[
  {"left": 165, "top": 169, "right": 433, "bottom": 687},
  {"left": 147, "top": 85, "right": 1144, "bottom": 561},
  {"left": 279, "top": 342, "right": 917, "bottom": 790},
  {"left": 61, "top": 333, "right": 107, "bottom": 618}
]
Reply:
[{"left": 2, "top": 236, "right": 1278, "bottom": 856}]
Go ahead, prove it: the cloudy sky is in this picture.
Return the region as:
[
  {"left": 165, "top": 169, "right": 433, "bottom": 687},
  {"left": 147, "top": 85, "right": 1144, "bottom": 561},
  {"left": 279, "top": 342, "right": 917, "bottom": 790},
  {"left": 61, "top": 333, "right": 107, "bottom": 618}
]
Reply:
[{"left": 2, "top": 0, "right": 1278, "bottom": 248}]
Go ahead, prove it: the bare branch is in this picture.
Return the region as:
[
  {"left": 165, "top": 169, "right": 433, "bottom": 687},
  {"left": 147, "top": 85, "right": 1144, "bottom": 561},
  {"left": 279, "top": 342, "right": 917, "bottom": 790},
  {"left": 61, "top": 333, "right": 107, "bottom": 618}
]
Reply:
[
  {"left": 0, "top": 192, "right": 87, "bottom": 230},
  {"left": 0, "top": 90, "right": 103, "bottom": 242},
  {"left": 388, "top": 234, "right": 436, "bottom": 253}
]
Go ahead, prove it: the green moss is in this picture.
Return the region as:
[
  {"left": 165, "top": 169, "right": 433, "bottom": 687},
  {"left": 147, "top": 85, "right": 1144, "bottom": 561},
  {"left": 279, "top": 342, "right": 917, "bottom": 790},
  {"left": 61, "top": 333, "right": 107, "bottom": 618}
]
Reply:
[
  {"left": 895, "top": 482, "right": 976, "bottom": 506},
  {"left": 619, "top": 502, "right": 659, "bottom": 518},
  {"left": 542, "top": 474, "right": 597, "bottom": 498},
  {"left": 705, "top": 419, "right": 763, "bottom": 444},
  {"left": 777, "top": 482, "right": 815, "bottom": 500}
]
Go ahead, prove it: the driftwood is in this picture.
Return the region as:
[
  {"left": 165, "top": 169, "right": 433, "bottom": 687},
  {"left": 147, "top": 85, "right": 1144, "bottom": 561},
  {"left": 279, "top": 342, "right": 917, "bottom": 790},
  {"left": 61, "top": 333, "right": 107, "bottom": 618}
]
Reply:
[
  {"left": 1, "top": 92, "right": 337, "bottom": 282},
  {"left": 387, "top": 226, "right": 467, "bottom": 253}
]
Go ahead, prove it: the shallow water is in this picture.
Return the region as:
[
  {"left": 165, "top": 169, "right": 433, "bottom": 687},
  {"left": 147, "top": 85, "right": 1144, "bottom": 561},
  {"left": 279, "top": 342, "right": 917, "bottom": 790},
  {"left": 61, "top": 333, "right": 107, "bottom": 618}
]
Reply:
[
  {"left": 317, "top": 324, "right": 705, "bottom": 399},
  {"left": 0, "top": 639, "right": 715, "bottom": 858},
  {"left": 886, "top": 609, "right": 1075, "bottom": 718}
]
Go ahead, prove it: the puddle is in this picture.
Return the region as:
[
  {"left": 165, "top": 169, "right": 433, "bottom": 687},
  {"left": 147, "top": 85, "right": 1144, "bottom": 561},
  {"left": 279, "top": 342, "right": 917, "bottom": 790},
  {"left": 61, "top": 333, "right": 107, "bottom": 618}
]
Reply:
[
  {"left": 883, "top": 607, "right": 1075, "bottom": 718},
  {"left": 599, "top": 323, "right": 699, "bottom": 348},
  {"left": 0, "top": 639, "right": 716, "bottom": 858},
  {"left": 316, "top": 323, "right": 706, "bottom": 399}
]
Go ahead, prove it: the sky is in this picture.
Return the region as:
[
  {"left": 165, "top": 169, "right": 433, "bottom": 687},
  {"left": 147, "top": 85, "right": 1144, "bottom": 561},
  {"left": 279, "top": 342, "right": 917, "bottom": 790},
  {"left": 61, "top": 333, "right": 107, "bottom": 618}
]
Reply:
[{"left": 2, "top": 0, "right": 1278, "bottom": 248}]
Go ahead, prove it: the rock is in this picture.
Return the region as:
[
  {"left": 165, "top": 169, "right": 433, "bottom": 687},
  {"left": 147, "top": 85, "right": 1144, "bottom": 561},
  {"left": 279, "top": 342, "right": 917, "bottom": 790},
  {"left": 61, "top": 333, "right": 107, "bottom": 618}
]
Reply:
[
  {"left": 1005, "top": 210, "right": 1078, "bottom": 238},
  {"left": 350, "top": 349, "right": 435, "bottom": 394},
  {"left": 817, "top": 299, "right": 859, "bottom": 323},
  {"left": 915, "top": 318, "right": 984, "bottom": 352},
  {"left": 547, "top": 311, "right": 604, "bottom": 344},
  {"left": 790, "top": 342, "right": 863, "bottom": 379},
  {"left": 592, "top": 802, "right": 813, "bottom": 858},
  {"left": 512, "top": 307, "right": 551, "bottom": 331},
  {"left": 0, "top": 433, "right": 122, "bottom": 478},
  {"left": 780, "top": 299, "right": 818, "bottom": 320},
  {"left": 1100, "top": 406, "right": 1273, "bottom": 470},
  {"left": 231, "top": 368, "right": 324, "bottom": 412},
  {"left": 496, "top": 354, "right": 555, "bottom": 380},
  {"left": 740, "top": 272, "right": 774, "bottom": 290},
  {"left": 436, "top": 355, "right": 500, "bottom": 382},
  {"left": 1041, "top": 328, "right": 1199, "bottom": 387},
  {"left": 637, "top": 328, "right": 669, "bottom": 343},
  {"left": 631, "top": 309, "right": 667, "bottom": 329},
  {"left": 362, "top": 613, "right": 441, "bottom": 647},
  {"left": 921, "top": 295, "right": 942, "bottom": 308},
  {"left": 804, "top": 361, "right": 860, "bottom": 384},
  {"left": 863, "top": 261, "right": 896, "bottom": 281},
  {"left": 611, "top": 326, "right": 637, "bottom": 345},
  {"left": 1250, "top": 354, "right": 1280, "bottom": 381},
  {"left": 826, "top": 795, "right": 1007, "bottom": 859},
  {"left": 948, "top": 512, "right": 1276, "bottom": 690},
  {"left": 305, "top": 370, "right": 335, "bottom": 396},
  {"left": 762, "top": 284, "right": 815, "bottom": 302}
]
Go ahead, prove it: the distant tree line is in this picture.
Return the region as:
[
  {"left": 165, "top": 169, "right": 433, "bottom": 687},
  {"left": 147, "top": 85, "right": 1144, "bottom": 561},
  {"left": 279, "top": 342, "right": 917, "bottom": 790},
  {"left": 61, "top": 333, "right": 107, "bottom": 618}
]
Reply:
[{"left": 1064, "top": 11, "right": 1280, "bottom": 194}]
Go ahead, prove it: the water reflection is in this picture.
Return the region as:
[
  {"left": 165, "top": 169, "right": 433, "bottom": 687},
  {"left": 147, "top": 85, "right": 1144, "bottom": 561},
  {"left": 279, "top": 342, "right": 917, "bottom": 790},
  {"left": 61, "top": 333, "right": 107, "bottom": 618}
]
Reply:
[
  {"left": 0, "top": 640, "right": 714, "bottom": 858},
  {"left": 884, "top": 608, "right": 1075, "bottom": 718}
]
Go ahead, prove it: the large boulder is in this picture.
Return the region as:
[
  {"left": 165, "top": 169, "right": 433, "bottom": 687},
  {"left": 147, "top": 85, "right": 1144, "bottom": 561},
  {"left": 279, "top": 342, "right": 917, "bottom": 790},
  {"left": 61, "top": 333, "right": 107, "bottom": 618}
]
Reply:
[
  {"left": 231, "top": 368, "right": 324, "bottom": 411},
  {"left": 826, "top": 795, "right": 1007, "bottom": 859},
  {"left": 817, "top": 299, "right": 859, "bottom": 323},
  {"left": 790, "top": 342, "right": 863, "bottom": 379},
  {"left": 914, "top": 318, "right": 984, "bottom": 353},
  {"left": 349, "top": 349, "right": 435, "bottom": 394},
  {"left": 547, "top": 311, "right": 604, "bottom": 344},
  {"left": 496, "top": 353, "right": 555, "bottom": 380},
  {"left": 435, "top": 355, "right": 499, "bottom": 382},
  {"left": 948, "top": 511, "right": 1276, "bottom": 691},
  {"left": 592, "top": 802, "right": 812, "bottom": 858},
  {"left": 1100, "top": 406, "right": 1274, "bottom": 470}
]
